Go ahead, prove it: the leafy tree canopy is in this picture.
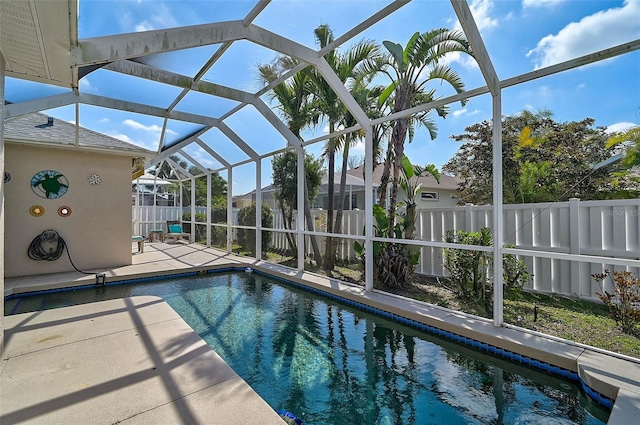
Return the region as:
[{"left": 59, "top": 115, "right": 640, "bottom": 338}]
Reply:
[
  {"left": 271, "top": 150, "right": 324, "bottom": 209},
  {"left": 443, "top": 110, "right": 639, "bottom": 204}
]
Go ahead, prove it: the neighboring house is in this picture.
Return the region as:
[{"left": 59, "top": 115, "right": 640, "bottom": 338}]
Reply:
[
  {"left": 314, "top": 172, "right": 378, "bottom": 210},
  {"left": 233, "top": 163, "right": 461, "bottom": 211},
  {"left": 347, "top": 164, "right": 461, "bottom": 208},
  {"left": 132, "top": 173, "right": 176, "bottom": 206},
  {"left": 4, "top": 112, "right": 154, "bottom": 277}
]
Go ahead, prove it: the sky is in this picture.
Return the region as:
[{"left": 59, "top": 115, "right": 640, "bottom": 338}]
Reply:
[{"left": 5, "top": 0, "right": 640, "bottom": 196}]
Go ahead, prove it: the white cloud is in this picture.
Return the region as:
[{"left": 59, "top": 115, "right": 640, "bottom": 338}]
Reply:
[
  {"left": 467, "top": 0, "right": 499, "bottom": 32},
  {"left": 110, "top": 132, "right": 136, "bottom": 144},
  {"left": 79, "top": 77, "right": 93, "bottom": 91},
  {"left": 135, "top": 22, "right": 154, "bottom": 32},
  {"left": 123, "top": 119, "right": 177, "bottom": 136},
  {"left": 522, "top": 0, "right": 564, "bottom": 8},
  {"left": 98, "top": 117, "right": 110, "bottom": 124},
  {"left": 576, "top": 83, "right": 586, "bottom": 90},
  {"left": 452, "top": 0, "right": 498, "bottom": 33},
  {"left": 446, "top": 0, "right": 498, "bottom": 70},
  {"left": 110, "top": 132, "right": 157, "bottom": 151},
  {"left": 606, "top": 121, "right": 638, "bottom": 134},
  {"left": 527, "top": 0, "right": 640, "bottom": 69},
  {"left": 134, "top": 3, "right": 178, "bottom": 32},
  {"left": 453, "top": 108, "right": 481, "bottom": 118}
]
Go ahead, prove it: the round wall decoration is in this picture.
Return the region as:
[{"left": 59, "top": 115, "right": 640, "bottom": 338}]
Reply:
[
  {"left": 29, "top": 205, "right": 45, "bottom": 217},
  {"left": 3, "top": 172, "right": 10, "bottom": 183},
  {"left": 87, "top": 173, "right": 102, "bottom": 185},
  {"left": 58, "top": 206, "right": 72, "bottom": 217},
  {"left": 31, "top": 170, "right": 69, "bottom": 199}
]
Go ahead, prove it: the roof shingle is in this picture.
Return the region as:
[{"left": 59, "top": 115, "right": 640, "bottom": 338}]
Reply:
[{"left": 4, "top": 112, "right": 153, "bottom": 156}]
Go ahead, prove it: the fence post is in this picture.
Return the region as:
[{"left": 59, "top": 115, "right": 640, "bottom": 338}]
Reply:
[
  {"left": 464, "top": 203, "right": 473, "bottom": 232},
  {"left": 569, "top": 198, "right": 582, "bottom": 296}
]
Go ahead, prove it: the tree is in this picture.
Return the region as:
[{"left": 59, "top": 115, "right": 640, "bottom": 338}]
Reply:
[
  {"left": 443, "top": 111, "right": 639, "bottom": 204},
  {"left": 237, "top": 202, "right": 273, "bottom": 258},
  {"left": 374, "top": 29, "right": 473, "bottom": 234},
  {"left": 258, "top": 56, "right": 324, "bottom": 264},
  {"left": 309, "top": 24, "right": 381, "bottom": 270},
  {"left": 271, "top": 151, "right": 324, "bottom": 254}
]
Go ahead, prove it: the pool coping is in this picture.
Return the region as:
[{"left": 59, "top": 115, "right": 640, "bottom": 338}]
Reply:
[
  {"left": 1, "top": 295, "right": 287, "bottom": 424},
  {"left": 4, "top": 246, "right": 640, "bottom": 424}
]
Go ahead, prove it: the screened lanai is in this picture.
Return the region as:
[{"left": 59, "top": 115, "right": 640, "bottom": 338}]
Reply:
[{"left": 2, "top": 0, "right": 640, "bottom": 337}]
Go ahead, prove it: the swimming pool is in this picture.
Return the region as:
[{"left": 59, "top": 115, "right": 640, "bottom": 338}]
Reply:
[{"left": 5, "top": 271, "right": 610, "bottom": 424}]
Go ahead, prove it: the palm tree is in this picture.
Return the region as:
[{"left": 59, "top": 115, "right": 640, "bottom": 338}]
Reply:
[
  {"left": 257, "top": 59, "right": 324, "bottom": 265},
  {"left": 373, "top": 29, "right": 473, "bottom": 233},
  {"left": 309, "top": 24, "right": 381, "bottom": 270},
  {"left": 606, "top": 125, "right": 640, "bottom": 175}
]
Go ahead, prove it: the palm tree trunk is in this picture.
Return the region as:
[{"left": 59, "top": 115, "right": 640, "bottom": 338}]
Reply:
[
  {"left": 324, "top": 131, "right": 336, "bottom": 270},
  {"left": 388, "top": 117, "right": 409, "bottom": 234},
  {"left": 277, "top": 197, "right": 297, "bottom": 253},
  {"left": 377, "top": 146, "right": 394, "bottom": 208},
  {"left": 327, "top": 135, "right": 351, "bottom": 269},
  {"left": 304, "top": 177, "right": 323, "bottom": 265}
]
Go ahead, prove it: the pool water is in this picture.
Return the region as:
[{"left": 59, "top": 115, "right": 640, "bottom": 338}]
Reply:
[{"left": 5, "top": 272, "right": 610, "bottom": 425}]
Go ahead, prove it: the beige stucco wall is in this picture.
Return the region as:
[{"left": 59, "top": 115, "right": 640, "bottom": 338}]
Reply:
[{"left": 5, "top": 143, "right": 133, "bottom": 277}]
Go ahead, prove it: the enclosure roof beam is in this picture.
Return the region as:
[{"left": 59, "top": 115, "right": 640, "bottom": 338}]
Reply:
[
  {"left": 450, "top": 0, "right": 499, "bottom": 96},
  {"left": 77, "top": 93, "right": 220, "bottom": 127},
  {"left": 195, "top": 138, "right": 230, "bottom": 168},
  {"left": 165, "top": 156, "right": 193, "bottom": 179},
  {"left": 4, "top": 92, "right": 77, "bottom": 119},
  {"left": 152, "top": 126, "right": 212, "bottom": 164},
  {"left": 76, "top": 22, "right": 370, "bottom": 129},
  {"left": 217, "top": 121, "right": 259, "bottom": 161},
  {"left": 105, "top": 60, "right": 302, "bottom": 150},
  {"left": 179, "top": 150, "right": 208, "bottom": 174}
]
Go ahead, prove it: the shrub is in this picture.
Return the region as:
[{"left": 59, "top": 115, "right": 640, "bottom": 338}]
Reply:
[
  {"left": 443, "top": 228, "right": 492, "bottom": 298},
  {"left": 443, "top": 228, "right": 532, "bottom": 315},
  {"left": 591, "top": 270, "right": 640, "bottom": 334},
  {"left": 237, "top": 202, "right": 273, "bottom": 257},
  {"left": 503, "top": 244, "right": 532, "bottom": 290},
  {"left": 353, "top": 204, "right": 419, "bottom": 288},
  {"left": 182, "top": 206, "right": 229, "bottom": 245}
]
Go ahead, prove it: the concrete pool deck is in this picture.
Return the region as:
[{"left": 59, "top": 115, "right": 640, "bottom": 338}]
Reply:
[{"left": 3, "top": 241, "right": 640, "bottom": 424}]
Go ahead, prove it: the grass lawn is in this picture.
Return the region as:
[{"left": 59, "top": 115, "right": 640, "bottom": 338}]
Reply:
[{"left": 263, "top": 252, "right": 640, "bottom": 359}]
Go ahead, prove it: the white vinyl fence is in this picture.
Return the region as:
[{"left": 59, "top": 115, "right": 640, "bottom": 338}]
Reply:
[
  {"left": 132, "top": 206, "right": 207, "bottom": 235},
  {"left": 414, "top": 198, "right": 640, "bottom": 300},
  {"left": 134, "top": 198, "right": 640, "bottom": 299}
]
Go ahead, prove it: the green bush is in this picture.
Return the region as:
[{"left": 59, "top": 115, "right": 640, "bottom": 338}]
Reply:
[
  {"left": 237, "top": 202, "right": 273, "bottom": 257},
  {"left": 182, "top": 206, "right": 229, "bottom": 245},
  {"left": 353, "top": 204, "right": 419, "bottom": 289},
  {"left": 443, "top": 228, "right": 532, "bottom": 315}
]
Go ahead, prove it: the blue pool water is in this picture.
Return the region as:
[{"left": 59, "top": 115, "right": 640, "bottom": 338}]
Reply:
[{"left": 5, "top": 271, "right": 610, "bottom": 425}]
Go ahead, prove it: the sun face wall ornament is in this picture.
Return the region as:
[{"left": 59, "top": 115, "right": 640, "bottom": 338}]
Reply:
[
  {"left": 31, "top": 170, "right": 69, "bottom": 199},
  {"left": 87, "top": 173, "right": 102, "bottom": 186}
]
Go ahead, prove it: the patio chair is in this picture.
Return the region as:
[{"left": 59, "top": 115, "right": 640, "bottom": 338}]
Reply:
[{"left": 165, "top": 220, "right": 191, "bottom": 243}]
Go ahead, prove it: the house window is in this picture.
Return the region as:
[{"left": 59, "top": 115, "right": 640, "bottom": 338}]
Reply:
[{"left": 421, "top": 191, "right": 439, "bottom": 200}]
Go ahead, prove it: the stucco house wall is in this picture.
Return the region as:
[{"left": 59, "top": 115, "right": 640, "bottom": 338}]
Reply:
[
  {"left": 3, "top": 112, "right": 152, "bottom": 278},
  {"left": 5, "top": 144, "right": 135, "bottom": 277}
]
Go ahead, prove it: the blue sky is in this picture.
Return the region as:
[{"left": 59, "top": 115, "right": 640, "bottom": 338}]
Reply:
[{"left": 6, "top": 0, "right": 640, "bottom": 195}]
